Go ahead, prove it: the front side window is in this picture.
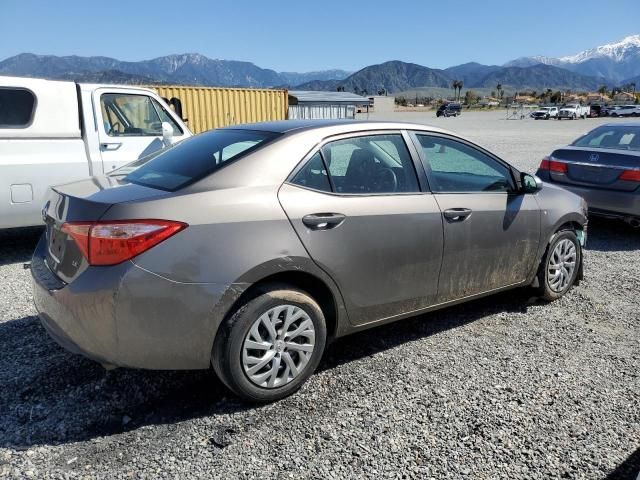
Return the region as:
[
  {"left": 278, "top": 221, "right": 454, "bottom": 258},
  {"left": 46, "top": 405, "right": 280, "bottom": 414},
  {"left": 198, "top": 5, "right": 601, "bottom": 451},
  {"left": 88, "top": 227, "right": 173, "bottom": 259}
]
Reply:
[
  {"left": 0, "top": 88, "right": 36, "bottom": 128},
  {"left": 415, "top": 135, "right": 513, "bottom": 193},
  {"left": 320, "top": 134, "right": 420, "bottom": 194},
  {"left": 573, "top": 126, "right": 640, "bottom": 151},
  {"left": 123, "top": 129, "right": 279, "bottom": 191},
  {"left": 101, "top": 93, "right": 181, "bottom": 137}
]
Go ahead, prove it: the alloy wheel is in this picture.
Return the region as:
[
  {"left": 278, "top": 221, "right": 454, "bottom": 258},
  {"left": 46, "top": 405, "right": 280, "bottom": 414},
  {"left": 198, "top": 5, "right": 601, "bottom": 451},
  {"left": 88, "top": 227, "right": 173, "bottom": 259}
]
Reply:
[
  {"left": 242, "top": 305, "right": 315, "bottom": 388},
  {"left": 547, "top": 239, "right": 577, "bottom": 293}
]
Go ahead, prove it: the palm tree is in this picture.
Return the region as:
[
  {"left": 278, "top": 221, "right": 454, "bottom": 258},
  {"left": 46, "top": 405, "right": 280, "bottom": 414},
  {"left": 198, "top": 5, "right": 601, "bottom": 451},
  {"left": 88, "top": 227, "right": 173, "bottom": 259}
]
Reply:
[
  {"left": 451, "top": 80, "right": 459, "bottom": 100},
  {"left": 458, "top": 80, "right": 464, "bottom": 101}
]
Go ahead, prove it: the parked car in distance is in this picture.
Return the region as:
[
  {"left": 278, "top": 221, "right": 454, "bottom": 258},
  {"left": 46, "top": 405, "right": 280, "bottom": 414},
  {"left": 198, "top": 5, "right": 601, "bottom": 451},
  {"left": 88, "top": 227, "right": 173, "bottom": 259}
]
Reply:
[
  {"left": 436, "top": 102, "right": 462, "bottom": 117},
  {"left": 537, "top": 122, "right": 640, "bottom": 227},
  {"left": 557, "top": 104, "right": 590, "bottom": 120},
  {"left": 588, "top": 105, "right": 604, "bottom": 118},
  {"left": 32, "top": 120, "right": 587, "bottom": 402},
  {"left": 531, "top": 107, "right": 559, "bottom": 120},
  {"left": 0, "top": 76, "right": 192, "bottom": 229},
  {"left": 603, "top": 105, "right": 622, "bottom": 116},
  {"left": 609, "top": 105, "right": 639, "bottom": 117}
]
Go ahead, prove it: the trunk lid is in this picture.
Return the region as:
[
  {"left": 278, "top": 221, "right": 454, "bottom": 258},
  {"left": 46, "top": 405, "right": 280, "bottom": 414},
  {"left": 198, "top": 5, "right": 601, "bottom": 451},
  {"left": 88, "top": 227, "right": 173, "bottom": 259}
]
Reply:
[
  {"left": 549, "top": 147, "right": 640, "bottom": 192},
  {"left": 42, "top": 175, "right": 169, "bottom": 284}
]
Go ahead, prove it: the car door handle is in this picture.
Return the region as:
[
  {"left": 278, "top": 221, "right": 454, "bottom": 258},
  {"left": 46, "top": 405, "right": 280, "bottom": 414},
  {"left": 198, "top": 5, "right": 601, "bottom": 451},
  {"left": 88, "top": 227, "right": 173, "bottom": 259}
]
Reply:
[
  {"left": 302, "top": 213, "right": 346, "bottom": 230},
  {"left": 443, "top": 208, "right": 472, "bottom": 222},
  {"left": 100, "top": 142, "right": 122, "bottom": 151}
]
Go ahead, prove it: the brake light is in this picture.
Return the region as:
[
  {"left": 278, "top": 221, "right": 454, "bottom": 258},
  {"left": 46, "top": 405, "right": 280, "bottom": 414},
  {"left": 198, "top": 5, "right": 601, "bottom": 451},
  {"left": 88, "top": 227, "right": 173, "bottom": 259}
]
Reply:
[
  {"left": 539, "top": 157, "right": 568, "bottom": 173},
  {"left": 619, "top": 170, "right": 640, "bottom": 182},
  {"left": 61, "top": 220, "right": 187, "bottom": 266}
]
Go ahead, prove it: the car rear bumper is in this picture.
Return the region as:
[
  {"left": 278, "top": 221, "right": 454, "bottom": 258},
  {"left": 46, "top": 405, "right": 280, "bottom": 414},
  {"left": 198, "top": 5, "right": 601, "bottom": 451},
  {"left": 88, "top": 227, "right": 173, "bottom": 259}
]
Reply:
[
  {"left": 537, "top": 174, "right": 640, "bottom": 219},
  {"left": 31, "top": 235, "right": 230, "bottom": 370}
]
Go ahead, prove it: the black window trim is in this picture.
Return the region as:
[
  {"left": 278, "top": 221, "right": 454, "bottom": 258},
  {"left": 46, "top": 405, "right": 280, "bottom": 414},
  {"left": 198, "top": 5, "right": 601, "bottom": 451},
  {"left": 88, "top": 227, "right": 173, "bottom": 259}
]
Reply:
[
  {"left": 0, "top": 87, "right": 37, "bottom": 129},
  {"left": 407, "top": 130, "right": 521, "bottom": 195},
  {"left": 286, "top": 129, "right": 428, "bottom": 197}
]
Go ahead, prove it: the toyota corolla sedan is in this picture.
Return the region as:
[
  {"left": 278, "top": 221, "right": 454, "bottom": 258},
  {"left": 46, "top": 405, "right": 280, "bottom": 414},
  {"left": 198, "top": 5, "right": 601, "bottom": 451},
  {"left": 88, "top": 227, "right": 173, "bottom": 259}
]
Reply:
[
  {"left": 537, "top": 122, "right": 640, "bottom": 227},
  {"left": 32, "top": 120, "right": 587, "bottom": 402}
]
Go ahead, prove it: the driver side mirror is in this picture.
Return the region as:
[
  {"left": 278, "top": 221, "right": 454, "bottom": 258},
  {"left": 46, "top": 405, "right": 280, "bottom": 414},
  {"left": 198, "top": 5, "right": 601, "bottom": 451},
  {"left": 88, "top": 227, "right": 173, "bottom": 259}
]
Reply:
[
  {"left": 521, "top": 173, "right": 543, "bottom": 193},
  {"left": 161, "top": 121, "right": 174, "bottom": 147}
]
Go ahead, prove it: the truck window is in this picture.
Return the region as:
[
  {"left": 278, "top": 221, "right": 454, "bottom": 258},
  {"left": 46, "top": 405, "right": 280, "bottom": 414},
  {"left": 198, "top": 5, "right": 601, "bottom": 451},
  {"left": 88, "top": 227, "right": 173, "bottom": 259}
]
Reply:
[
  {"left": 100, "top": 93, "right": 182, "bottom": 137},
  {"left": 0, "top": 88, "right": 36, "bottom": 128}
]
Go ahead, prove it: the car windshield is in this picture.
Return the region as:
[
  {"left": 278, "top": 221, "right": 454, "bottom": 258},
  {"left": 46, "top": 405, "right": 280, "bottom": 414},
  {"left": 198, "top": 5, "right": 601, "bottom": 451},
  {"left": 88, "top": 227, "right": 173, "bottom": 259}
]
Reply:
[
  {"left": 122, "top": 129, "right": 280, "bottom": 191},
  {"left": 572, "top": 125, "right": 640, "bottom": 152}
]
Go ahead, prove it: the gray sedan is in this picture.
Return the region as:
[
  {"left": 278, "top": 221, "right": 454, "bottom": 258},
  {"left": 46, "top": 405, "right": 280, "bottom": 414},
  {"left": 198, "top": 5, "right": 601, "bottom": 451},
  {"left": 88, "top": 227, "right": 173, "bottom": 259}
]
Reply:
[
  {"left": 536, "top": 122, "right": 640, "bottom": 227},
  {"left": 31, "top": 120, "right": 587, "bottom": 402}
]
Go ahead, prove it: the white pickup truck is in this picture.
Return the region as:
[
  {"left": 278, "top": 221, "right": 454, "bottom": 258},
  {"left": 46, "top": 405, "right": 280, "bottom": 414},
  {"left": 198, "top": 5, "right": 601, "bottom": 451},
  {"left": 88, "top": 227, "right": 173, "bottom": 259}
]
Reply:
[
  {"left": 557, "top": 103, "right": 590, "bottom": 120},
  {"left": 0, "top": 76, "right": 192, "bottom": 229}
]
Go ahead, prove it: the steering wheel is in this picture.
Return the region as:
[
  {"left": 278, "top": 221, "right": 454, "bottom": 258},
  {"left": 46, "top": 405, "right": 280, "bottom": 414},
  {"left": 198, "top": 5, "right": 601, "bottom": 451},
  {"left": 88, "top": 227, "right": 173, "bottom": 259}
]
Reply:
[{"left": 373, "top": 167, "right": 398, "bottom": 192}]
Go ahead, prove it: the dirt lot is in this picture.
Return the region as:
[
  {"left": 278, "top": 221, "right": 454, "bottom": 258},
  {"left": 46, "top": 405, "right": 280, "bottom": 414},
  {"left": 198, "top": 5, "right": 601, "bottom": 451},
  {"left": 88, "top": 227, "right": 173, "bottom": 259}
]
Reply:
[{"left": 1, "top": 112, "right": 639, "bottom": 479}]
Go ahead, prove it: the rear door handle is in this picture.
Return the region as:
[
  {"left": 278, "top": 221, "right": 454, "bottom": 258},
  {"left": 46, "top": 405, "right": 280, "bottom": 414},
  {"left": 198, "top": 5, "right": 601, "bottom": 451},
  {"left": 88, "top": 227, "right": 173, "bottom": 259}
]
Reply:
[
  {"left": 302, "top": 213, "right": 346, "bottom": 230},
  {"left": 443, "top": 208, "right": 472, "bottom": 222},
  {"left": 100, "top": 142, "right": 122, "bottom": 151}
]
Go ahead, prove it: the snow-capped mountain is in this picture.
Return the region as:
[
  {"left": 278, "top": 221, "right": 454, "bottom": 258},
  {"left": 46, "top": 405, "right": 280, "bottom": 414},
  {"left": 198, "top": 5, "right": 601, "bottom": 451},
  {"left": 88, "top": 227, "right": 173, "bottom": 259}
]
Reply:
[
  {"left": 505, "top": 34, "right": 640, "bottom": 83},
  {"left": 559, "top": 35, "right": 640, "bottom": 63}
]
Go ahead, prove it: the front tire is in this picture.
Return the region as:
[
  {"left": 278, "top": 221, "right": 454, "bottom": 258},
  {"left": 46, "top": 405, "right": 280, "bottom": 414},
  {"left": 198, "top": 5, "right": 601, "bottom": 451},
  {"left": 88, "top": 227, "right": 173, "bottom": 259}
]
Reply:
[
  {"left": 537, "top": 230, "right": 582, "bottom": 301},
  {"left": 212, "top": 285, "right": 327, "bottom": 402}
]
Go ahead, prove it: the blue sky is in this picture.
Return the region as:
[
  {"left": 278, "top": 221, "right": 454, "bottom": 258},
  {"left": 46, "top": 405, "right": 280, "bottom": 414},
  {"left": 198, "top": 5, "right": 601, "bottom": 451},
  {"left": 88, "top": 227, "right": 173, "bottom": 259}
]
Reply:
[{"left": 2, "top": 0, "right": 639, "bottom": 72}]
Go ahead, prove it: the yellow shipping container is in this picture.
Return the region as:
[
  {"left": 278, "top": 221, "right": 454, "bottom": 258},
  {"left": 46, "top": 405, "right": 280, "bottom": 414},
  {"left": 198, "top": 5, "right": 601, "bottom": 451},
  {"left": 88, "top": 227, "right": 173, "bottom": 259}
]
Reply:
[{"left": 151, "top": 85, "right": 288, "bottom": 134}]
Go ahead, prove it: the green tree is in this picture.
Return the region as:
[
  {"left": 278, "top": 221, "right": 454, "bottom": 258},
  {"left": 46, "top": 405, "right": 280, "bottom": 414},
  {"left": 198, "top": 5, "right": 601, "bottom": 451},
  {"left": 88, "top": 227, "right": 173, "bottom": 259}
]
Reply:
[
  {"left": 597, "top": 85, "right": 608, "bottom": 97},
  {"left": 464, "top": 90, "right": 479, "bottom": 105}
]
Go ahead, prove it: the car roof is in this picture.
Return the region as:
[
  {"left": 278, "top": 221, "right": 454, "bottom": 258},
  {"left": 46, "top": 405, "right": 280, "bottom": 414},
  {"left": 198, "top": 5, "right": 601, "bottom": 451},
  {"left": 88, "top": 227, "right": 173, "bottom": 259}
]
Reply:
[{"left": 220, "top": 119, "right": 453, "bottom": 136}]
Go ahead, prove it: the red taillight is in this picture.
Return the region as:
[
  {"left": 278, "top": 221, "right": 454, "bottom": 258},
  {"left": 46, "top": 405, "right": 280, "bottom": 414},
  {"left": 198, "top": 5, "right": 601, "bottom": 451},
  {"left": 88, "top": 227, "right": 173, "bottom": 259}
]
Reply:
[
  {"left": 539, "top": 157, "right": 568, "bottom": 173},
  {"left": 61, "top": 220, "right": 187, "bottom": 266},
  {"left": 619, "top": 169, "right": 640, "bottom": 182}
]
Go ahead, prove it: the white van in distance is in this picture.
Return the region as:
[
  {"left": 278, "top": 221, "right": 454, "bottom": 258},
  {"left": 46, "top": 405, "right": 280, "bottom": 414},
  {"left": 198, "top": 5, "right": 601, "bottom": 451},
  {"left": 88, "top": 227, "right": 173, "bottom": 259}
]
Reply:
[{"left": 0, "top": 76, "right": 192, "bottom": 229}]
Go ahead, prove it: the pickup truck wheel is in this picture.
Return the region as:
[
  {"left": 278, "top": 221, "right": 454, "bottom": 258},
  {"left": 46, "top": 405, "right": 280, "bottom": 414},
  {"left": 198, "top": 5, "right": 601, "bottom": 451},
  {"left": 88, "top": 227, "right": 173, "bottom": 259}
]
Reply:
[
  {"left": 536, "top": 230, "right": 582, "bottom": 302},
  {"left": 211, "top": 285, "right": 327, "bottom": 402}
]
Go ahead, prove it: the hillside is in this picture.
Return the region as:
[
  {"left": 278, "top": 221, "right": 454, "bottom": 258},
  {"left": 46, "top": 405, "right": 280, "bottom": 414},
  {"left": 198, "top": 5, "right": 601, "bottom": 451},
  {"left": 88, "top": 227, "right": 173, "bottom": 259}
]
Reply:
[
  {"left": 444, "top": 62, "right": 501, "bottom": 87},
  {"left": 297, "top": 60, "right": 451, "bottom": 93},
  {"left": 475, "top": 64, "right": 601, "bottom": 91}
]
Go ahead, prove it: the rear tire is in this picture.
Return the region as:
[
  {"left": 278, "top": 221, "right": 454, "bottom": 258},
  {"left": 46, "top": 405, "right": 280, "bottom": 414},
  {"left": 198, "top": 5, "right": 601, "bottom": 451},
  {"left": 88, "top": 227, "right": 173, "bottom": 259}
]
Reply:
[
  {"left": 212, "top": 285, "right": 327, "bottom": 402},
  {"left": 536, "top": 230, "right": 582, "bottom": 301}
]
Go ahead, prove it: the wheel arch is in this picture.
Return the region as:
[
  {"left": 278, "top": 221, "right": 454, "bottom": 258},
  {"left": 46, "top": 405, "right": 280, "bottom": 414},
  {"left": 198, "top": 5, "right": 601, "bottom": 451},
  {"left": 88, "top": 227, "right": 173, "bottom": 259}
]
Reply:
[{"left": 210, "top": 257, "right": 348, "bottom": 355}]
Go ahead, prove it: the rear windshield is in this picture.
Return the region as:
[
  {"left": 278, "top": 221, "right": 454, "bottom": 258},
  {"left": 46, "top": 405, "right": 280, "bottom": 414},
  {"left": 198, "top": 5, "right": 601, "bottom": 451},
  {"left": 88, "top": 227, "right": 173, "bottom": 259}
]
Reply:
[
  {"left": 123, "top": 129, "right": 280, "bottom": 191},
  {"left": 573, "top": 125, "right": 640, "bottom": 152}
]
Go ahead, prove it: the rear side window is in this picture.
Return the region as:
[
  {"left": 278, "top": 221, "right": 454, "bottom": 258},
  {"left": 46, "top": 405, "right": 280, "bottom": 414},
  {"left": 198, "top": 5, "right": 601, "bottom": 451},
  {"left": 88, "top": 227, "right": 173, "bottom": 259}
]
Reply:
[
  {"left": 124, "top": 129, "right": 280, "bottom": 191},
  {"left": 0, "top": 88, "right": 36, "bottom": 128},
  {"left": 292, "top": 134, "right": 420, "bottom": 194},
  {"left": 573, "top": 126, "right": 640, "bottom": 151}
]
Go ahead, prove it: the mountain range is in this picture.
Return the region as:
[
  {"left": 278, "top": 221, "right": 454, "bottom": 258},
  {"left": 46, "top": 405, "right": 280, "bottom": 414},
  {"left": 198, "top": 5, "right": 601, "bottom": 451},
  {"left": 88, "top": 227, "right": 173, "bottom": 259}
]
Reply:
[
  {"left": 0, "top": 53, "right": 351, "bottom": 88},
  {"left": 505, "top": 35, "right": 640, "bottom": 83},
  {"left": 0, "top": 35, "right": 638, "bottom": 94}
]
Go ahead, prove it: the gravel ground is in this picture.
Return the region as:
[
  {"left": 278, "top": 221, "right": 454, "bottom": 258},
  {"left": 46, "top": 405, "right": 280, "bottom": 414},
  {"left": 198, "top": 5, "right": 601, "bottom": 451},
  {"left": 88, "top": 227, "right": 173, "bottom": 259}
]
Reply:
[{"left": 1, "top": 112, "right": 639, "bottom": 479}]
